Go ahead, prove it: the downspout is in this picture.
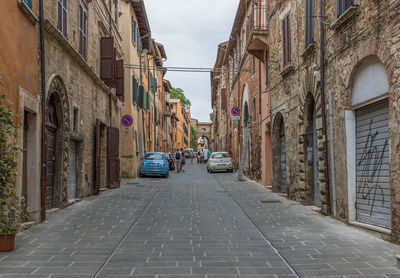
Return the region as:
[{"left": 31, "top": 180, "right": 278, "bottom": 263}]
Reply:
[
  {"left": 328, "top": 89, "right": 336, "bottom": 217},
  {"left": 39, "top": 0, "right": 46, "bottom": 222},
  {"left": 108, "top": 0, "right": 112, "bottom": 127},
  {"left": 319, "top": 0, "right": 331, "bottom": 215}
]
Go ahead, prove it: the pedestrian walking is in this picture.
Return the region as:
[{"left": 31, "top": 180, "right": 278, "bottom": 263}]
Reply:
[
  {"left": 175, "top": 149, "right": 182, "bottom": 173},
  {"left": 200, "top": 149, "right": 205, "bottom": 164},
  {"left": 180, "top": 148, "right": 186, "bottom": 172}
]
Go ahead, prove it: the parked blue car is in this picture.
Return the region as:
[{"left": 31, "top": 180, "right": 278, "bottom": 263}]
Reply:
[{"left": 139, "top": 152, "right": 169, "bottom": 178}]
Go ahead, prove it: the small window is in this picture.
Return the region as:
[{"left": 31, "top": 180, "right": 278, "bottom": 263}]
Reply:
[
  {"left": 78, "top": 3, "right": 87, "bottom": 59},
  {"left": 131, "top": 18, "right": 137, "bottom": 44},
  {"left": 114, "top": 0, "right": 119, "bottom": 26},
  {"left": 57, "top": 0, "right": 68, "bottom": 37},
  {"left": 73, "top": 107, "right": 79, "bottom": 133},
  {"left": 305, "top": 0, "right": 315, "bottom": 48},
  {"left": 281, "top": 13, "right": 291, "bottom": 67},
  {"left": 337, "top": 0, "right": 354, "bottom": 18}
]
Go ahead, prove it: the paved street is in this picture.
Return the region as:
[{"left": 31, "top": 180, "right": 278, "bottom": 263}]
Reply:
[{"left": 2, "top": 163, "right": 400, "bottom": 278}]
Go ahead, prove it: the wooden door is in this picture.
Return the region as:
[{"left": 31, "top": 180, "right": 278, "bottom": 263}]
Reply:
[
  {"left": 107, "top": 127, "right": 120, "bottom": 189},
  {"left": 45, "top": 99, "right": 58, "bottom": 209},
  {"left": 95, "top": 119, "right": 101, "bottom": 194}
]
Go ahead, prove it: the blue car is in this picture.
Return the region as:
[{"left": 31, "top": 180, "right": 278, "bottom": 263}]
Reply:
[{"left": 139, "top": 152, "right": 169, "bottom": 178}]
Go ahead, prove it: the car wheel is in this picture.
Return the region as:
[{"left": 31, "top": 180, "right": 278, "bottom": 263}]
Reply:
[
  {"left": 207, "top": 168, "right": 209, "bottom": 173},
  {"left": 139, "top": 173, "right": 144, "bottom": 178}
]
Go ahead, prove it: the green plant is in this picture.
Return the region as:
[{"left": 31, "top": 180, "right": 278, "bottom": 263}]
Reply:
[
  {"left": 191, "top": 127, "right": 198, "bottom": 152},
  {"left": 0, "top": 95, "right": 27, "bottom": 234},
  {"left": 170, "top": 88, "right": 191, "bottom": 108}
]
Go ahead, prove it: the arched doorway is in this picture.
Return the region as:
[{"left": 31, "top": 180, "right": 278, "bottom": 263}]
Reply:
[
  {"left": 272, "top": 113, "right": 287, "bottom": 194},
  {"left": 304, "top": 95, "right": 320, "bottom": 206},
  {"left": 45, "top": 75, "right": 70, "bottom": 209},
  {"left": 45, "top": 95, "right": 59, "bottom": 209},
  {"left": 346, "top": 55, "right": 390, "bottom": 228}
]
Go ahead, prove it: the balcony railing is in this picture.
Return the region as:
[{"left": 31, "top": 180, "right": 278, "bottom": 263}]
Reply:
[{"left": 246, "top": 4, "right": 268, "bottom": 45}]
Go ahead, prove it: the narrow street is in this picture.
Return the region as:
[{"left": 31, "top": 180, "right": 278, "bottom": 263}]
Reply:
[{"left": 2, "top": 163, "right": 400, "bottom": 278}]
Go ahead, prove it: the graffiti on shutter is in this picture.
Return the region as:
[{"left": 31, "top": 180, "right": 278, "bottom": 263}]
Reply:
[{"left": 356, "top": 101, "right": 390, "bottom": 228}]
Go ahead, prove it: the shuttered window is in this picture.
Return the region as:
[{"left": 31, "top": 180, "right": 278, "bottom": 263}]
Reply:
[
  {"left": 78, "top": 3, "right": 87, "bottom": 59},
  {"left": 281, "top": 13, "right": 291, "bottom": 67},
  {"left": 337, "top": 0, "right": 353, "bottom": 17},
  {"left": 138, "top": 86, "right": 144, "bottom": 108},
  {"left": 100, "top": 37, "right": 116, "bottom": 86},
  {"left": 23, "top": 0, "right": 32, "bottom": 10},
  {"left": 132, "top": 77, "right": 138, "bottom": 105},
  {"left": 221, "top": 88, "right": 227, "bottom": 111},
  {"left": 305, "top": 0, "right": 315, "bottom": 48},
  {"left": 116, "top": 59, "right": 124, "bottom": 99},
  {"left": 131, "top": 19, "right": 137, "bottom": 44},
  {"left": 265, "top": 50, "right": 269, "bottom": 85},
  {"left": 144, "top": 91, "right": 147, "bottom": 111},
  {"left": 57, "top": 0, "right": 67, "bottom": 37},
  {"left": 147, "top": 92, "right": 151, "bottom": 111}
]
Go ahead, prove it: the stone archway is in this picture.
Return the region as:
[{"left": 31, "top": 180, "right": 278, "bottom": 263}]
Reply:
[
  {"left": 297, "top": 66, "right": 327, "bottom": 209},
  {"left": 272, "top": 112, "right": 287, "bottom": 194},
  {"left": 45, "top": 75, "right": 70, "bottom": 209}
]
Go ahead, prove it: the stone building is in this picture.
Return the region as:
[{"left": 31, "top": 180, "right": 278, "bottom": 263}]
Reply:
[
  {"left": 0, "top": 0, "right": 41, "bottom": 222},
  {"left": 119, "top": 0, "right": 150, "bottom": 179},
  {"left": 214, "top": 0, "right": 266, "bottom": 179},
  {"left": 43, "top": 0, "right": 123, "bottom": 211},
  {"left": 323, "top": 0, "right": 400, "bottom": 236}
]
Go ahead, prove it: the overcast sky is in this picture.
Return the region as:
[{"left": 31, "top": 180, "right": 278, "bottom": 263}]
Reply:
[{"left": 145, "top": 0, "right": 240, "bottom": 122}]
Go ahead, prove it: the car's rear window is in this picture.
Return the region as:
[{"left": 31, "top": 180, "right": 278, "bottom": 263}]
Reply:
[
  {"left": 214, "top": 153, "right": 229, "bottom": 159},
  {"left": 145, "top": 153, "right": 163, "bottom": 160}
]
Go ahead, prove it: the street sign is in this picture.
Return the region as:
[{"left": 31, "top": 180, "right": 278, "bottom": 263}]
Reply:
[
  {"left": 231, "top": 107, "right": 240, "bottom": 116},
  {"left": 121, "top": 115, "right": 133, "bottom": 127},
  {"left": 232, "top": 116, "right": 240, "bottom": 121}
]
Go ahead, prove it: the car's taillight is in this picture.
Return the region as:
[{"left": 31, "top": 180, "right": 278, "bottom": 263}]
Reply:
[
  {"left": 163, "top": 162, "right": 166, "bottom": 166},
  {"left": 211, "top": 154, "right": 214, "bottom": 159},
  {"left": 142, "top": 162, "right": 145, "bottom": 166}
]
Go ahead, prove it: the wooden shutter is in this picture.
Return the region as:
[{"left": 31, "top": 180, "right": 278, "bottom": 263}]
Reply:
[
  {"left": 266, "top": 50, "right": 269, "bottom": 85},
  {"left": 107, "top": 127, "right": 120, "bottom": 189},
  {"left": 95, "top": 119, "right": 101, "bottom": 194},
  {"left": 305, "top": 0, "right": 310, "bottom": 47},
  {"left": 221, "top": 88, "right": 227, "bottom": 111},
  {"left": 116, "top": 59, "right": 124, "bottom": 99},
  {"left": 101, "top": 37, "right": 115, "bottom": 84},
  {"left": 138, "top": 86, "right": 144, "bottom": 108}
]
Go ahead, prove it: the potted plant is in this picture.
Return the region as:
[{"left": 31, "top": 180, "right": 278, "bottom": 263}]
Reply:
[{"left": 0, "top": 95, "right": 27, "bottom": 252}]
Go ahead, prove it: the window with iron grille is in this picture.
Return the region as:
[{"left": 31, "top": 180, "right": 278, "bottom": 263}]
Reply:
[
  {"left": 305, "top": 0, "right": 315, "bottom": 48},
  {"left": 337, "top": 0, "right": 354, "bottom": 18},
  {"left": 78, "top": 3, "right": 87, "bottom": 59},
  {"left": 57, "top": 0, "right": 68, "bottom": 37},
  {"left": 281, "top": 13, "right": 291, "bottom": 67}
]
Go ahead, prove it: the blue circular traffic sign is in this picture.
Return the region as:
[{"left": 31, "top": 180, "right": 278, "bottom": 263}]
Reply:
[
  {"left": 231, "top": 107, "right": 240, "bottom": 116},
  {"left": 121, "top": 115, "right": 133, "bottom": 127}
]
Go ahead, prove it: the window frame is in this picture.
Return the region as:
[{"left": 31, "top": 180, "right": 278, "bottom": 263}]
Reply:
[
  {"left": 281, "top": 13, "right": 291, "bottom": 68},
  {"left": 57, "top": 0, "right": 68, "bottom": 37},
  {"left": 305, "top": 0, "right": 315, "bottom": 48},
  {"left": 337, "top": 0, "right": 354, "bottom": 18},
  {"left": 78, "top": 2, "right": 88, "bottom": 59}
]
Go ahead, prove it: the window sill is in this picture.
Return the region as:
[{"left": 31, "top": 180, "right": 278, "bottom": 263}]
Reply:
[
  {"left": 302, "top": 43, "right": 316, "bottom": 58},
  {"left": 279, "top": 64, "right": 295, "bottom": 77},
  {"left": 330, "top": 5, "right": 359, "bottom": 30},
  {"left": 18, "top": 0, "right": 38, "bottom": 24}
]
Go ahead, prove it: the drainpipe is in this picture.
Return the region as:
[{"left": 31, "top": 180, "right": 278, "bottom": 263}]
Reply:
[
  {"left": 319, "top": 0, "right": 331, "bottom": 215},
  {"left": 108, "top": 0, "right": 112, "bottom": 128},
  {"left": 328, "top": 89, "right": 337, "bottom": 217},
  {"left": 39, "top": 0, "right": 46, "bottom": 222}
]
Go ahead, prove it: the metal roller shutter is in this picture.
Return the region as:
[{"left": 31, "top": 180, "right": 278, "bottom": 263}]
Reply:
[
  {"left": 356, "top": 100, "right": 390, "bottom": 228},
  {"left": 280, "top": 134, "right": 287, "bottom": 194}
]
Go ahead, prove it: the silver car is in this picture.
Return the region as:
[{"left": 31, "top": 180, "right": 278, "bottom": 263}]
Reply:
[{"left": 207, "top": 152, "right": 233, "bottom": 173}]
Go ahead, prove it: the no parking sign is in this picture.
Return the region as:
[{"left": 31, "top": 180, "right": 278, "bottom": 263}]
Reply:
[{"left": 121, "top": 115, "right": 133, "bottom": 127}]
